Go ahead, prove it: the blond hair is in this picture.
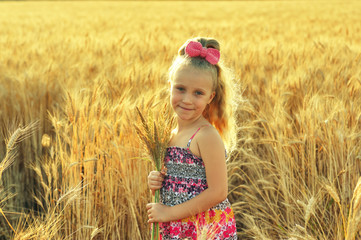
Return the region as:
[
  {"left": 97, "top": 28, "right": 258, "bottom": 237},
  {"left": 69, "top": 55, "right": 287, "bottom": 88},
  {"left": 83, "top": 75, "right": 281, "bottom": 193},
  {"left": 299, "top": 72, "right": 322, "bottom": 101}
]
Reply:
[{"left": 168, "top": 37, "right": 238, "bottom": 149}]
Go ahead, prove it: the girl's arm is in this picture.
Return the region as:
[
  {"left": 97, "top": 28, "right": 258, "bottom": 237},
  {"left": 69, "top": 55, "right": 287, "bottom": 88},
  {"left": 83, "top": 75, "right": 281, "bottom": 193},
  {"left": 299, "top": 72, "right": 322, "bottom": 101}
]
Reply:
[{"left": 147, "top": 127, "right": 228, "bottom": 223}]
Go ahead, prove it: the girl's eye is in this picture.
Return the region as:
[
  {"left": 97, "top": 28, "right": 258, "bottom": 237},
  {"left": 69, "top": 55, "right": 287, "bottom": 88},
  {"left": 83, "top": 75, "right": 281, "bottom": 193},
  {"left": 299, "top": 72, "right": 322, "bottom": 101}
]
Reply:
[
  {"left": 195, "top": 91, "right": 204, "bottom": 96},
  {"left": 177, "top": 87, "right": 185, "bottom": 91}
]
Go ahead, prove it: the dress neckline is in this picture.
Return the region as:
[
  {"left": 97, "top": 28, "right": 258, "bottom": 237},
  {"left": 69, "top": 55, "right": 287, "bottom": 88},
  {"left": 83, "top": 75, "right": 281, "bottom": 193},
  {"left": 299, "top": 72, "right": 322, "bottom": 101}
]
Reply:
[
  {"left": 166, "top": 146, "right": 202, "bottom": 160},
  {"left": 167, "top": 125, "right": 209, "bottom": 159}
]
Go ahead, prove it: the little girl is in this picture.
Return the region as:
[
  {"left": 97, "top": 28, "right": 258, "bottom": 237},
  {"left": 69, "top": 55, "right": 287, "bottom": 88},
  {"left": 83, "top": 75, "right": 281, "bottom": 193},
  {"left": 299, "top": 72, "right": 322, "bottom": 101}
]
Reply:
[{"left": 147, "top": 37, "right": 237, "bottom": 239}]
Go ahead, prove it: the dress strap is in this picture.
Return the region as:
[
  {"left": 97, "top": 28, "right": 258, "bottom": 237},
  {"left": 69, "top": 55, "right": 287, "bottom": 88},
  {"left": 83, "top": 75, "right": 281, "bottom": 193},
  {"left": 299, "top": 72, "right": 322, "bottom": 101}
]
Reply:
[{"left": 186, "top": 125, "right": 209, "bottom": 150}]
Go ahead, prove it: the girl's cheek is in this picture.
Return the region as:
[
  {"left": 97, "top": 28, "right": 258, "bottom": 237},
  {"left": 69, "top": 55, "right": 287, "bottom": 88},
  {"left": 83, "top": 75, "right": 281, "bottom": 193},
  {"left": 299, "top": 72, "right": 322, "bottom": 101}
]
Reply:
[
  {"left": 171, "top": 92, "right": 180, "bottom": 101},
  {"left": 170, "top": 94, "right": 179, "bottom": 106}
]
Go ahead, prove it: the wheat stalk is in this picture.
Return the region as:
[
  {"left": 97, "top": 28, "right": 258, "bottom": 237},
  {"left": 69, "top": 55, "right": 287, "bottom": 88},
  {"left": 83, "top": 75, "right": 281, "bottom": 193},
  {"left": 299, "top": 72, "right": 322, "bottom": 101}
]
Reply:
[
  {"left": 134, "top": 102, "right": 174, "bottom": 240},
  {"left": 0, "top": 121, "right": 38, "bottom": 181},
  {"left": 134, "top": 104, "right": 174, "bottom": 172},
  {"left": 0, "top": 121, "right": 38, "bottom": 235},
  {"left": 345, "top": 177, "right": 361, "bottom": 240}
]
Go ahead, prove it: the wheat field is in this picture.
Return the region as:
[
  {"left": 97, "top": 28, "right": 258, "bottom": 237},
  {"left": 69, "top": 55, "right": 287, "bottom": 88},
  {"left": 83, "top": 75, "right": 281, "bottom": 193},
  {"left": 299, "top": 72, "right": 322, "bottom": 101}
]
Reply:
[{"left": 0, "top": 1, "right": 361, "bottom": 239}]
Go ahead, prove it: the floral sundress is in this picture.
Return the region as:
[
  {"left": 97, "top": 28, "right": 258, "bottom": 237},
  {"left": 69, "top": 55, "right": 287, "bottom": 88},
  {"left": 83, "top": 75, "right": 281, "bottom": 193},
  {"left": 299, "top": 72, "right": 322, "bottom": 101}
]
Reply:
[{"left": 159, "top": 127, "right": 237, "bottom": 239}]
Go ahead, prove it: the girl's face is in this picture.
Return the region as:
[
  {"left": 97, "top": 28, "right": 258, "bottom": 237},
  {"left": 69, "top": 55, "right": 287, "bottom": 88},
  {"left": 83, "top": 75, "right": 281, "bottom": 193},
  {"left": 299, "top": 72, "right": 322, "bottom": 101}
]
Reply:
[{"left": 170, "top": 65, "right": 215, "bottom": 122}]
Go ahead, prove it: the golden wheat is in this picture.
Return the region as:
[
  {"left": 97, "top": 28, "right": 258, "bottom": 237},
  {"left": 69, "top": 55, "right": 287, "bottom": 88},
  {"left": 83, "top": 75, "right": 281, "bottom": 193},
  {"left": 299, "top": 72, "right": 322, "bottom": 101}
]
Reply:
[{"left": 0, "top": 1, "right": 361, "bottom": 239}]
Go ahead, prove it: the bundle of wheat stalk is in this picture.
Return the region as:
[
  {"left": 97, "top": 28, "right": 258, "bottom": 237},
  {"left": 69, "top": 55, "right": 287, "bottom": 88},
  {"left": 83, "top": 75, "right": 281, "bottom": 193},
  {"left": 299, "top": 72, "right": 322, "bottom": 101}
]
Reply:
[{"left": 134, "top": 103, "right": 175, "bottom": 240}]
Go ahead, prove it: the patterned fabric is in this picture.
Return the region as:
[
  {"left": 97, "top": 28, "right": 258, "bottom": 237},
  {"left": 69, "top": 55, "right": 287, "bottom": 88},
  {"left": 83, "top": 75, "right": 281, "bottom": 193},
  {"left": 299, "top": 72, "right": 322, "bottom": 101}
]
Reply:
[{"left": 160, "top": 145, "right": 237, "bottom": 239}]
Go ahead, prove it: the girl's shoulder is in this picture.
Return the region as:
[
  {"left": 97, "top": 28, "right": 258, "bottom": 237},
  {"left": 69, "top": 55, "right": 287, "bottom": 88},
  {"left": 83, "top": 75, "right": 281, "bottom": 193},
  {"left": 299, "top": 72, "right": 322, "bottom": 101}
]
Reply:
[
  {"left": 195, "top": 125, "right": 225, "bottom": 154},
  {"left": 197, "top": 125, "right": 220, "bottom": 139}
]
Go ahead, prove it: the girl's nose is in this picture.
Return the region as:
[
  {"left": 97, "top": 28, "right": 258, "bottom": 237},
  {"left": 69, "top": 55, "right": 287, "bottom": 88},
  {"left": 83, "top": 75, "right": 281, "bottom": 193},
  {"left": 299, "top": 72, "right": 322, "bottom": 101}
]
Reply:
[{"left": 182, "top": 93, "right": 192, "bottom": 104}]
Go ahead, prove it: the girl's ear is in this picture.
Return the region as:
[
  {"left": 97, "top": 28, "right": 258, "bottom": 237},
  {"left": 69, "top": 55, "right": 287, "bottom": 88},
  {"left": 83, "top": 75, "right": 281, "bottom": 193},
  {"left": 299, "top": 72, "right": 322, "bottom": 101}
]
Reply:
[{"left": 208, "top": 91, "right": 216, "bottom": 104}]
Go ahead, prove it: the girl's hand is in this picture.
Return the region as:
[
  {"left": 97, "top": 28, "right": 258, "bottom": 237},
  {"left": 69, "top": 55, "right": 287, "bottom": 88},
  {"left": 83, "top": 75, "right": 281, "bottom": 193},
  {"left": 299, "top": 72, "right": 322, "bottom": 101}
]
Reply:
[
  {"left": 146, "top": 203, "right": 173, "bottom": 223},
  {"left": 147, "top": 170, "right": 165, "bottom": 194}
]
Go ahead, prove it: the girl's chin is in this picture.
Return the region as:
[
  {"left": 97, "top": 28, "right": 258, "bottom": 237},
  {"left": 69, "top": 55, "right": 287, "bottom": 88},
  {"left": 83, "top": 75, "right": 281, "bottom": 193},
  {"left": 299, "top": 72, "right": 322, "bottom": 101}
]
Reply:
[
  {"left": 175, "top": 114, "right": 189, "bottom": 120},
  {"left": 175, "top": 114, "right": 192, "bottom": 121}
]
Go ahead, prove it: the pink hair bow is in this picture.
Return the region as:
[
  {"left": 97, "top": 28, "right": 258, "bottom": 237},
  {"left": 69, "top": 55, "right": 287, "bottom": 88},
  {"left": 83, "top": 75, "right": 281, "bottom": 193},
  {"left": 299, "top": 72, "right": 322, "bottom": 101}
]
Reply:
[{"left": 185, "top": 41, "right": 220, "bottom": 65}]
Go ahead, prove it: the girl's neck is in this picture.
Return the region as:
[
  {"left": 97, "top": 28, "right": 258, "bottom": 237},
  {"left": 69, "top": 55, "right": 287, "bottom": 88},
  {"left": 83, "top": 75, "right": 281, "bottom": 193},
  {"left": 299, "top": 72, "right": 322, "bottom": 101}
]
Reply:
[{"left": 176, "top": 116, "right": 207, "bottom": 132}]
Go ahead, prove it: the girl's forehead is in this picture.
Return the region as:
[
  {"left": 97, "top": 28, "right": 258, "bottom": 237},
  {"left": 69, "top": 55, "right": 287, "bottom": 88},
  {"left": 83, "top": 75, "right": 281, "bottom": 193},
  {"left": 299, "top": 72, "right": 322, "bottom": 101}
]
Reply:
[{"left": 173, "top": 65, "right": 213, "bottom": 86}]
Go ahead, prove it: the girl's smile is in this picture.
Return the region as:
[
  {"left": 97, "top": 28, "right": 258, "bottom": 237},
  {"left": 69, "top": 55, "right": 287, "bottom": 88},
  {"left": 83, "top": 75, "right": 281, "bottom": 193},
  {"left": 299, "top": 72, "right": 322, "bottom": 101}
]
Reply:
[{"left": 179, "top": 106, "right": 193, "bottom": 111}]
